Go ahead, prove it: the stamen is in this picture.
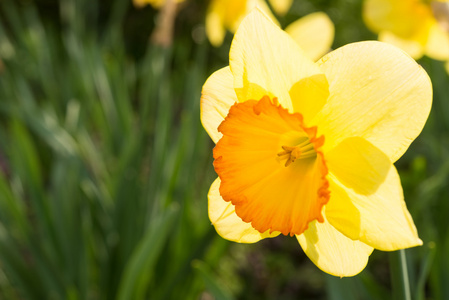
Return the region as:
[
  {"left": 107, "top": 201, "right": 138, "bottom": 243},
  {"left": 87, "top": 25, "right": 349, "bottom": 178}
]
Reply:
[{"left": 277, "top": 139, "right": 317, "bottom": 167}]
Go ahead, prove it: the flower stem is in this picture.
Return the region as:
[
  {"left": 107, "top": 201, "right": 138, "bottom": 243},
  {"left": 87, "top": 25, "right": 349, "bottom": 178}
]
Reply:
[
  {"left": 390, "top": 249, "right": 412, "bottom": 300},
  {"left": 400, "top": 249, "right": 412, "bottom": 300}
]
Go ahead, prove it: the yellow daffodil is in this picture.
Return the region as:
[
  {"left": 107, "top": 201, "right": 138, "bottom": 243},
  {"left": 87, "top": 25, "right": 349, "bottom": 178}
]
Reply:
[
  {"left": 363, "top": 0, "right": 449, "bottom": 61},
  {"left": 133, "top": 0, "right": 184, "bottom": 9},
  {"left": 206, "top": 0, "right": 334, "bottom": 61},
  {"left": 206, "top": 0, "right": 278, "bottom": 47},
  {"left": 201, "top": 8, "right": 431, "bottom": 277}
]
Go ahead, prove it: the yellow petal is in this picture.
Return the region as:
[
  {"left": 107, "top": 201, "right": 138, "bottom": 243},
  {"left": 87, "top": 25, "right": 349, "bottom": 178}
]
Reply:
[
  {"left": 326, "top": 137, "right": 390, "bottom": 195},
  {"left": 268, "top": 0, "right": 293, "bottom": 16},
  {"left": 205, "top": 0, "right": 246, "bottom": 46},
  {"left": 285, "top": 12, "right": 335, "bottom": 61},
  {"left": 363, "top": 0, "right": 436, "bottom": 59},
  {"left": 378, "top": 31, "right": 424, "bottom": 59},
  {"left": 205, "top": 0, "right": 279, "bottom": 46},
  {"left": 206, "top": 5, "right": 227, "bottom": 47},
  {"left": 208, "top": 177, "right": 280, "bottom": 243},
  {"left": 288, "top": 74, "right": 330, "bottom": 125},
  {"left": 312, "top": 41, "right": 432, "bottom": 162},
  {"left": 363, "top": 0, "right": 400, "bottom": 35},
  {"left": 201, "top": 67, "right": 238, "bottom": 143},
  {"left": 363, "top": 0, "right": 434, "bottom": 40},
  {"left": 229, "top": 8, "right": 324, "bottom": 119},
  {"left": 219, "top": 0, "right": 247, "bottom": 32},
  {"left": 252, "top": 0, "right": 281, "bottom": 28},
  {"left": 297, "top": 217, "right": 373, "bottom": 277},
  {"left": 325, "top": 166, "right": 423, "bottom": 251},
  {"left": 425, "top": 22, "right": 449, "bottom": 61}
]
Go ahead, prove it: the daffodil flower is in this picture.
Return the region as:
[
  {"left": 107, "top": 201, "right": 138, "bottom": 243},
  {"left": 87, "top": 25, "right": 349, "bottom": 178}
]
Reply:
[
  {"left": 206, "top": 0, "right": 334, "bottom": 62},
  {"left": 363, "top": 0, "right": 449, "bottom": 61},
  {"left": 201, "top": 8, "right": 431, "bottom": 277}
]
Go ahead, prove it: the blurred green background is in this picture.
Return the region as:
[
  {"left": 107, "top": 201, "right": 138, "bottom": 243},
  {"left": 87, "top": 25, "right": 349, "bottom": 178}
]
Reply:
[{"left": 0, "top": 0, "right": 448, "bottom": 299}]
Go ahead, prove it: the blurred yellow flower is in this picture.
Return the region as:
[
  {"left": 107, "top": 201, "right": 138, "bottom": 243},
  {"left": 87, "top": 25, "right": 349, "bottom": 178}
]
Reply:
[
  {"left": 268, "top": 0, "right": 293, "bottom": 16},
  {"left": 363, "top": 0, "right": 449, "bottom": 61},
  {"left": 201, "top": 9, "right": 431, "bottom": 277},
  {"left": 133, "top": 0, "right": 184, "bottom": 9},
  {"left": 206, "top": 0, "right": 334, "bottom": 61},
  {"left": 285, "top": 12, "right": 334, "bottom": 61},
  {"left": 205, "top": 0, "right": 277, "bottom": 47}
]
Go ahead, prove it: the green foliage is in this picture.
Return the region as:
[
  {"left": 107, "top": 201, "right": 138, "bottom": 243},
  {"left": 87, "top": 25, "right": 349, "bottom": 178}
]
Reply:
[{"left": 0, "top": 0, "right": 223, "bottom": 299}]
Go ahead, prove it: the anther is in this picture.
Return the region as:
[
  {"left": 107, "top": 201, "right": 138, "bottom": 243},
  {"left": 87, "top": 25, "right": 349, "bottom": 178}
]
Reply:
[{"left": 277, "top": 140, "right": 316, "bottom": 167}]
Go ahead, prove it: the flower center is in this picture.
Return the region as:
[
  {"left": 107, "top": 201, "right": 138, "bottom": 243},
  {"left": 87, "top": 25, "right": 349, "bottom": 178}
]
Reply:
[
  {"left": 277, "top": 139, "right": 317, "bottom": 167},
  {"left": 213, "top": 96, "right": 329, "bottom": 236}
]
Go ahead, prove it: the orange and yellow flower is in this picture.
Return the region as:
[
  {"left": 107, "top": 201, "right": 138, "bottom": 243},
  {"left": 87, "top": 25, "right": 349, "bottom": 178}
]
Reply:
[
  {"left": 201, "top": 8, "right": 431, "bottom": 277},
  {"left": 206, "top": 0, "right": 334, "bottom": 62},
  {"left": 363, "top": 0, "right": 449, "bottom": 61}
]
